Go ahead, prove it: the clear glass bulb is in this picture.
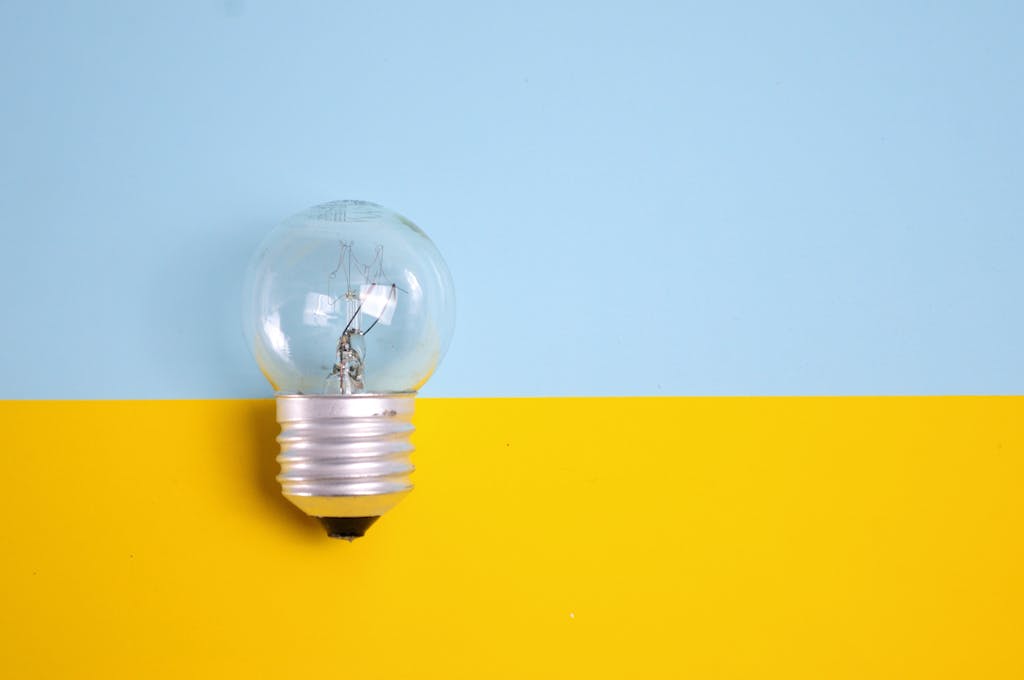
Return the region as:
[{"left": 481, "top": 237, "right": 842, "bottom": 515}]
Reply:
[{"left": 244, "top": 200, "right": 455, "bottom": 395}]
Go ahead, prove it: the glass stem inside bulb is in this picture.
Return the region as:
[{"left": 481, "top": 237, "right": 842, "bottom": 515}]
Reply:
[
  {"left": 323, "top": 241, "right": 405, "bottom": 395},
  {"left": 326, "top": 287, "right": 367, "bottom": 395},
  {"left": 336, "top": 328, "right": 365, "bottom": 394}
]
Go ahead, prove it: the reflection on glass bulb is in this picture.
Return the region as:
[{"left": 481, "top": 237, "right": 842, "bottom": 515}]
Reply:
[{"left": 243, "top": 200, "right": 455, "bottom": 539}]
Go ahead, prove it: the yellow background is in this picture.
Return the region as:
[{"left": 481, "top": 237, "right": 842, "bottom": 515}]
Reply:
[{"left": 1, "top": 397, "right": 1022, "bottom": 678}]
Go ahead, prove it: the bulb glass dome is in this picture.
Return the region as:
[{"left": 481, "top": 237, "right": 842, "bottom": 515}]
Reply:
[{"left": 244, "top": 200, "right": 455, "bottom": 395}]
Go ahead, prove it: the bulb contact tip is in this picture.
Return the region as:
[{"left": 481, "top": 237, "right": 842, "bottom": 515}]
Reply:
[{"left": 317, "top": 516, "right": 381, "bottom": 540}]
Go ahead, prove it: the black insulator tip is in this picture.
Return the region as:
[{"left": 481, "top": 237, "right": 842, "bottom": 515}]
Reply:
[{"left": 317, "top": 516, "right": 380, "bottom": 540}]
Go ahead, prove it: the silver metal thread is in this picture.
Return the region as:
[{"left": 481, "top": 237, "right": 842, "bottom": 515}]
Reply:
[{"left": 275, "top": 393, "right": 416, "bottom": 521}]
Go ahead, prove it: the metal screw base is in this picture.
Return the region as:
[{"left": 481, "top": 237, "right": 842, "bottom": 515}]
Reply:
[{"left": 276, "top": 393, "right": 416, "bottom": 538}]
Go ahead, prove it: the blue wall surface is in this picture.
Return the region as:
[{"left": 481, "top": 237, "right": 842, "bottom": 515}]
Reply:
[{"left": 1, "top": 1, "right": 1022, "bottom": 398}]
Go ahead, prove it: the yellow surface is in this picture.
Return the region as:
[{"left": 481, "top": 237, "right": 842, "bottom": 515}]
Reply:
[{"left": 1, "top": 397, "right": 1022, "bottom": 678}]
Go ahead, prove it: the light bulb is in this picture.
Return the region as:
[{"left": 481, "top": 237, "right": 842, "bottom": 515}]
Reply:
[{"left": 244, "top": 200, "right": 455, "bottom": 539}]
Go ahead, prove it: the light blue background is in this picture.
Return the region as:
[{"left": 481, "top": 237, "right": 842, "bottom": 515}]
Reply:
[{"left": 1, "top": 1, "right": 1022, "bottom": 398}]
